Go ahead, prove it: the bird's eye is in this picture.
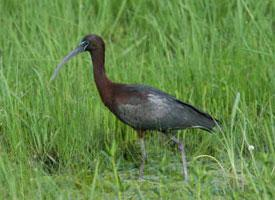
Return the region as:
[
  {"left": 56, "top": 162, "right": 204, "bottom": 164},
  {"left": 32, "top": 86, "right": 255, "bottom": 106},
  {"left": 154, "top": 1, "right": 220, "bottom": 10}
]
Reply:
[{"left": 80, "top": 40, "right": 89, "bottom": 48}]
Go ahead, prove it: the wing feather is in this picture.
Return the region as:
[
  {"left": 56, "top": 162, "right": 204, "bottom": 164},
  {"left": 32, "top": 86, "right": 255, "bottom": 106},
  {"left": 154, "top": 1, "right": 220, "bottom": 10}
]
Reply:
[{"left": 114, "top": 84, "right": 218, "bottom": 131}]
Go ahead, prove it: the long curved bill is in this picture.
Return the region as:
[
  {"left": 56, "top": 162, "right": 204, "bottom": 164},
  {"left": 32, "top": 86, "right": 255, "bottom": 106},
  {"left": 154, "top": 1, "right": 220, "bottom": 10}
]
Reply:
[{"left": 50, "top": 46, "right": 85, "bottom": 81}]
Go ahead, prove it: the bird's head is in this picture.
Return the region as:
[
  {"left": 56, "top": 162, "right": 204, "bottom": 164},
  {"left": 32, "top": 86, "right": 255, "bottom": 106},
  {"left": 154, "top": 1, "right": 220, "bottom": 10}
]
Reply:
[
  {"left": 80, "top": 34, "right": 105, "bottom": 52},
  {"left": 50, "top": 34, "right": 105, "bottom": 81}
]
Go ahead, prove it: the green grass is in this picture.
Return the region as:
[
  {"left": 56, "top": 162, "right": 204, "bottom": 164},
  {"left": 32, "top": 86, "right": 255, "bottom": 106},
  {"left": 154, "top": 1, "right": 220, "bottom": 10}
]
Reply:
[{"left": 0, "top": 0, "right": 275, "bottom": 199}]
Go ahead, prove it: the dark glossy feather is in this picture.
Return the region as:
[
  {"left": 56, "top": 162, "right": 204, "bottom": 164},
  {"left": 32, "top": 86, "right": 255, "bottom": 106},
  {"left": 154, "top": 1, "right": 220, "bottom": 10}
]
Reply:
[{"left": 113, "top": 84, "right": 219, "bottom": 132}]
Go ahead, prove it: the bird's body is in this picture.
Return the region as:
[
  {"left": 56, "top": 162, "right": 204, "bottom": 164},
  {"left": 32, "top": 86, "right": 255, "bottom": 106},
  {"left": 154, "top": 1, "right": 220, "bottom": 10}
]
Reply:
[
  {"left": 51, "top": 34, "right": 220, "bottom": 182},
  {"left": 107, "top": 84, "right": 217, "bottom": 132}
]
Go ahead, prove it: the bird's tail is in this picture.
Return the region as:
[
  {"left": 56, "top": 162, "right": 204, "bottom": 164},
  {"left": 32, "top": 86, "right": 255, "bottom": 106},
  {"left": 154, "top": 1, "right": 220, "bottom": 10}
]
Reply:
[
  {"left": 186, "top": 104, "right": 221, "bottom": 132},
  {"left": 175, "top": 99, "right": 222, "bottom": 133},
  {"left": 197, "top": 118, "right": 222, "bottom": 133}
]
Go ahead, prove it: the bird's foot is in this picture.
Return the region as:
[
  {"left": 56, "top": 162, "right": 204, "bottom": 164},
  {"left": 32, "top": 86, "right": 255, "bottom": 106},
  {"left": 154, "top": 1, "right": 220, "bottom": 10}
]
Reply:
[
  {"left": 139, "top": 174, "right": 145, "bottom": 180},
  {"left": 183, "top": 176, "right": 188, "bottom": 183},
  {"left": 139, "top": 164, "right": 145, "bottom": 180}
]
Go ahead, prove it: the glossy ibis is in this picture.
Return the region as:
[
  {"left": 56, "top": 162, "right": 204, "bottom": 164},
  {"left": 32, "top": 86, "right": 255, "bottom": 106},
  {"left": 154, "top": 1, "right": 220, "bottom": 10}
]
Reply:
[{"left": 51, "top": 34, "right": 220, "bottom": 182}]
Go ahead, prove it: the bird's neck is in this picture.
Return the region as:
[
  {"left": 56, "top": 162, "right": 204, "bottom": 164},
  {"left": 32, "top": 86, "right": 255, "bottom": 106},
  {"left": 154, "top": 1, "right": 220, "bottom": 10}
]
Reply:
[{"left": 90, "top": 49, "right": 113, "bottom": 106}]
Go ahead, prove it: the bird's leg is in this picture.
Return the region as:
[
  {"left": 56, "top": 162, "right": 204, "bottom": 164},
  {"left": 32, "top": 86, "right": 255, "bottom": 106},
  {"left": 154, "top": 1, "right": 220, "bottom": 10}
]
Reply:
[
  {"left": 137, "top": 131, "right": 147, "bottom": 179},
  {"left": 170, "top": 136, "right": 188, "bottom": 182}
]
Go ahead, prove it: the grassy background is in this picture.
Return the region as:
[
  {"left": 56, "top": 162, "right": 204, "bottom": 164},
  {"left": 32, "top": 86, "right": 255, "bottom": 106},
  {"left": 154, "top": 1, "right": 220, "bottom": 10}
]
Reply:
[{"left": 0, "top": 0, "right": 275, "bottom": 199}]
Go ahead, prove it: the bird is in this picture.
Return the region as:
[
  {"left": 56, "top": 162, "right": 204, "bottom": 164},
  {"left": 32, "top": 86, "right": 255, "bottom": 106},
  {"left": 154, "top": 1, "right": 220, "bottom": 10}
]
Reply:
[{"left": 50, "top": 34, "right": 220, "bottom": 182}]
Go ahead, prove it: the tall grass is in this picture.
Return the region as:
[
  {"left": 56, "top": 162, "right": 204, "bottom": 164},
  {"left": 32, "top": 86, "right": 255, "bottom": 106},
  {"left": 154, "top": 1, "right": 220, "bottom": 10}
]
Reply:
[{"left": 0, "top": 0, "right": 274, "bottom": 198}]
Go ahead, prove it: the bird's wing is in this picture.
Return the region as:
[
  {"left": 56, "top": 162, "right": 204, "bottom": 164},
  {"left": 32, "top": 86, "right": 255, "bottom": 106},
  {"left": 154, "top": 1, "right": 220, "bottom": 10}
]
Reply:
[{"left": 115, "top": 85, "right": 218, "bottom": 131}]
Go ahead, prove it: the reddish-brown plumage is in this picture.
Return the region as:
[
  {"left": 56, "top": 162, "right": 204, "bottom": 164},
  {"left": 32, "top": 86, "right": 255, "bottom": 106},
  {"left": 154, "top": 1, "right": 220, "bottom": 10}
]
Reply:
[
  {"left": 84, "top": 35, "right": 113, "bottom": 108},
  {"left": 82, "top": 35, "right": 136, "bottom": 113},
  {"left": 51, "top": 34, "right": 220, "bottom": 182}
]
